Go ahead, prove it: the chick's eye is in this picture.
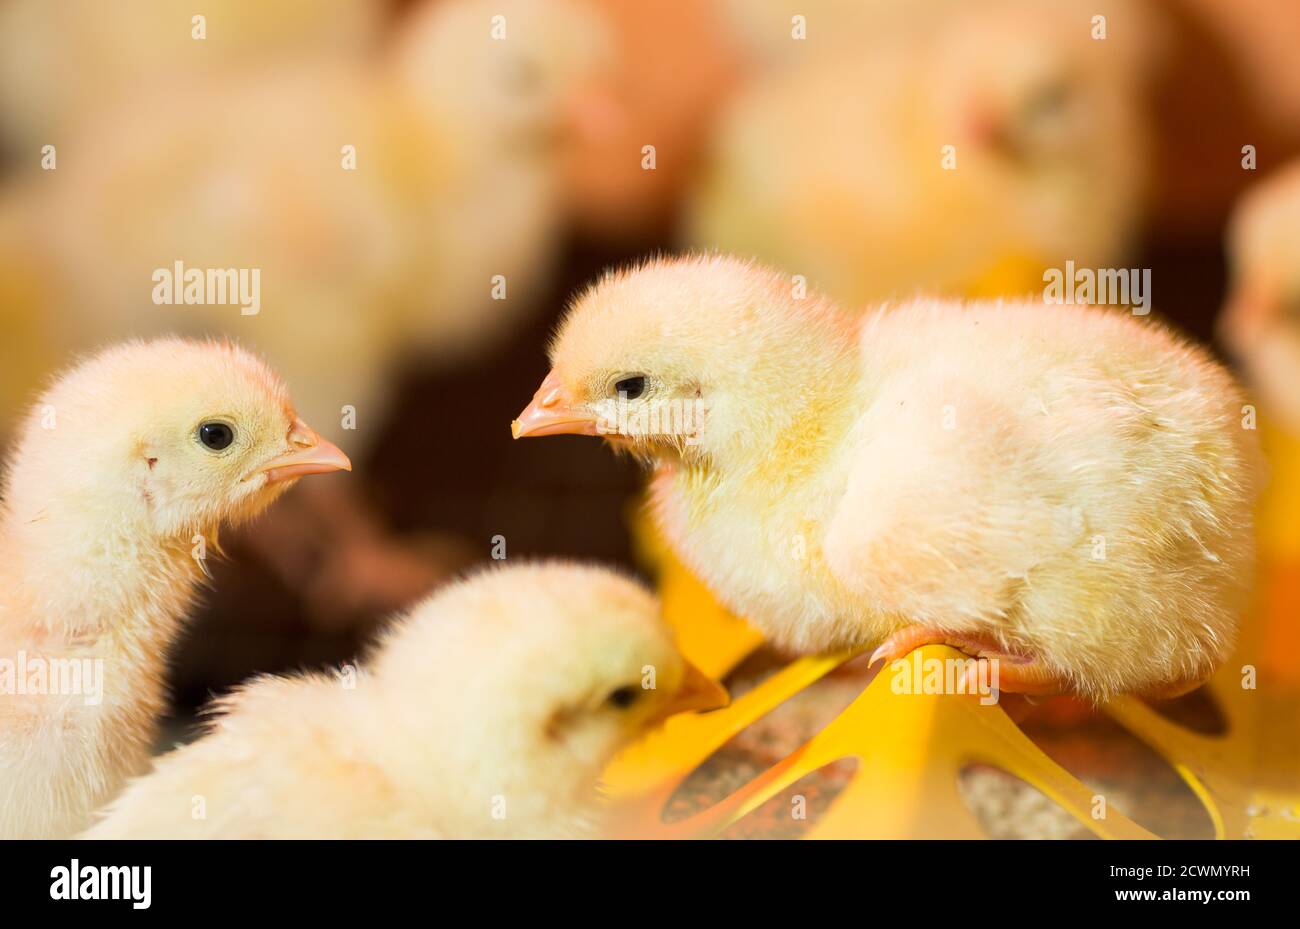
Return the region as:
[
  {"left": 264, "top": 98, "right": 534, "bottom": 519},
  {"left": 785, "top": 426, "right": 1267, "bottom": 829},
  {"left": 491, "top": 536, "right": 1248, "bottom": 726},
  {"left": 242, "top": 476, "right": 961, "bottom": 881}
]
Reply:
[
  {"left": 614, "top": 375, "right": 646, "bottom": 400},
  {"left": 198, "top": 421, "right": 235, "bottom": 451},
  {"left": 605, "top": 685, "right": 642, "bottom": 710}
]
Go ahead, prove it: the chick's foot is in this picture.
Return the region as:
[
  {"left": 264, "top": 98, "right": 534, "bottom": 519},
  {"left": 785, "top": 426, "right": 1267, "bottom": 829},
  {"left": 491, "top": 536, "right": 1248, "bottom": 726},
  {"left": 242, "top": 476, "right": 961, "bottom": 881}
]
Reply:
[{"left": 868, "top": 625, "right": 1068, "bottom": 697}]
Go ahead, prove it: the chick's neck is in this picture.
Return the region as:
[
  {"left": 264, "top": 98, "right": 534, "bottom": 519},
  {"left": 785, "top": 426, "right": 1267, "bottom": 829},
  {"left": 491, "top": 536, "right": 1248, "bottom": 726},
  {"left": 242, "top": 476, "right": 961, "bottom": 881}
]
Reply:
[
  {"left": 0, "top": 492, "right": 205, "bottom": 668},
  {"left": 679, "top": 313, "right": 861, "bottom": 479}
]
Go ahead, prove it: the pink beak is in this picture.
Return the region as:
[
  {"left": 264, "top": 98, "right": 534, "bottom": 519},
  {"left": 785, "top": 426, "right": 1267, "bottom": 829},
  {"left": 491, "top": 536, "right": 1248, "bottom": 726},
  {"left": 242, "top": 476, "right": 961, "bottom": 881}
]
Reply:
[
  {"left": 511, "top": 370, "right": 601, "bottom": 439},
  {"left": 249, "top": 418, "right": 352, "bottom": 485}
]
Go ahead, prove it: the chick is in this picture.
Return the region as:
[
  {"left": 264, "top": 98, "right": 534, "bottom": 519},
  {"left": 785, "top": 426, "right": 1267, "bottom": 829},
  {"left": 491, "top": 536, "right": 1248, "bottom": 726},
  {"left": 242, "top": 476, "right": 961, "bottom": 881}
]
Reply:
[
  {"left": 16, "top": 0, "right": 614, "bottom": 619},
  {"left": 1220, "top": 161, "right": 1300, "bottom": 432},
  {"left": 687, "top": 0, "right": 1153, "bottom": 306},
  {"left": 84, "top": 562, "right": 726, "bottom": 839},
  {"left": 514, "top": 255, "right": 1259, "bottom": 702},
  {"left": 0, "top": 339, "right": 351, "bottom": 838}
]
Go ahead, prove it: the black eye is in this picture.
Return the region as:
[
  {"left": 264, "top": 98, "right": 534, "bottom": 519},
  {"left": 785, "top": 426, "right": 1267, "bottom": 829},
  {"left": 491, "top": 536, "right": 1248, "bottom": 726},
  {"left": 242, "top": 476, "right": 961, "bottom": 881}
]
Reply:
[
  {"left": 614, "top": 376, "right": 646, "bottom": 400},
  {"left": 198, "top": 421, "right": 234, "bottom": 451},
  {"left": 605, "top": 685, "right": 642, "bottom": 710}
]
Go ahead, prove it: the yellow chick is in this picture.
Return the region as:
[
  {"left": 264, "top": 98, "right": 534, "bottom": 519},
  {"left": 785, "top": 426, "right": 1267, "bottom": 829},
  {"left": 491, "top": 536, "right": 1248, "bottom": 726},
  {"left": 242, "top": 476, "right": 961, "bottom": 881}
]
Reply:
[
  {"left": 11, "top": 0, "right": 615, "bottom": 617},
  {"left": 687, "top": 0, "right": 1153, "bottom": 306},
  {"left": 1220, "top": 160, "right": 1300, "bottom": 432},
  {"left": 0, "top": 0, "right": 381, "bottom": 155},
  {"left": 84, "top": 561, "right": 726, "bottom": 839},
  {"left": 515, "top": 255, "right": 1259, "bottom": 702},
  {"left": 0, "top": 338, "right": 351, "bottom": 838}
]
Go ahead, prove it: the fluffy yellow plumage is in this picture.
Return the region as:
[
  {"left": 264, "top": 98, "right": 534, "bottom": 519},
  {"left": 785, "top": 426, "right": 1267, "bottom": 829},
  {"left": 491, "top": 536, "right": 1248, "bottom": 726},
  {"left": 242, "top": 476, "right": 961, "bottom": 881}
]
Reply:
[
  {"left": 517, "top": 254, "right": 1260, "bottom": 701},
  {"left": 0, "top": 339, "right": 350, "bottom": 838},
  {"left": 84, "top": 562, "right": 726, "bottom": 839}
]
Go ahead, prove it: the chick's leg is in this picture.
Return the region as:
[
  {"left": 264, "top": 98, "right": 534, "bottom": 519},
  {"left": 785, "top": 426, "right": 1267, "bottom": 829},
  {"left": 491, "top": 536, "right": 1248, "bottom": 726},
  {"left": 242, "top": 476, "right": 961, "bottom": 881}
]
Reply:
[{"left": 868, "top": 625, "right": 1067, "bottom": 696}]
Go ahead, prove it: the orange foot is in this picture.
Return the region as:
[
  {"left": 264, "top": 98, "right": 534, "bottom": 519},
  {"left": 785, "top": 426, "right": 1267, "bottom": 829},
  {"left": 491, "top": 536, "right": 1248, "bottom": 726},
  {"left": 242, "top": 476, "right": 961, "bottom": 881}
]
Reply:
[
  {"left": 868, "top": 625, "right": 1211, "bottom": 700},
  {"left": 868, "top": 625, "right": 1066, "bottom": 697}
]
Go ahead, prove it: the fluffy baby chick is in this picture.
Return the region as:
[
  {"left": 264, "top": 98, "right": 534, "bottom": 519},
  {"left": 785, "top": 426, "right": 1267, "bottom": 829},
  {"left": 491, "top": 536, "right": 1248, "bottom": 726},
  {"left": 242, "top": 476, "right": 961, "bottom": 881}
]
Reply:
[
  {"left": 515, "top": 255, "right": 1259, "bottom": 702},
  {"left": 85, "top": 562, "right": 726, "bottom": 839},
  {"left": 0, "top": 339, "right": 351, "bottom": 838},
  {"left": 1220, "top": 161, "right": 1300, "bottom": 431},
  {"left": 16, "top": 0, "right": 614, "bottom": 619},
  {"left": 688, "top": 0, "right": 1153, "bottom": 306}
]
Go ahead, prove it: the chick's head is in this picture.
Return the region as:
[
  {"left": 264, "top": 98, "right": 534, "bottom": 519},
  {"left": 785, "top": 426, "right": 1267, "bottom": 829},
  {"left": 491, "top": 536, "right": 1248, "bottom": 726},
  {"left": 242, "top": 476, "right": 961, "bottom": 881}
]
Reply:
[
  {"left": 4, "top": 338, "right": 350, "bottom": 539},
  {"left": 392, "top": 0, "right": 617, "bottom": 160},
  {"left": 514, "top": 255, "right": 855, "bottom": 467},
  {"left": 369, "top": 561, "right": 725, "bottom": 835}
]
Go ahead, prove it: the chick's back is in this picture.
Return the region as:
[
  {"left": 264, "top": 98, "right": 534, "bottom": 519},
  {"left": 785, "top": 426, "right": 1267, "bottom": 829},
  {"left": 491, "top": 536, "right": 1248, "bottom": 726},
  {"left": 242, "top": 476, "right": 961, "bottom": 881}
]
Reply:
[{"left": 824, "top": 298, "right": 1258, "bottom": 697}]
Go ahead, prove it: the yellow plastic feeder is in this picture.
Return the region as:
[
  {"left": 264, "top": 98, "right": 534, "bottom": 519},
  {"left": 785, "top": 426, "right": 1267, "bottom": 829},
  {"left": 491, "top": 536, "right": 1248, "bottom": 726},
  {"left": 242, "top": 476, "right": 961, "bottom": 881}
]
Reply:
[{"left": 604, "top": 473, "right": 1300, "bottom": 839}]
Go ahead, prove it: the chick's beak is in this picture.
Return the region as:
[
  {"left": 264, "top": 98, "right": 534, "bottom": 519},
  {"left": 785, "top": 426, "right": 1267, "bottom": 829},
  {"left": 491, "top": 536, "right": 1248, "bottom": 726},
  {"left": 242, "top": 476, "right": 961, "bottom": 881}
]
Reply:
[
  {"left": 250, "top": 418, "right": 353, "bottom": 485},
  {"left": 512, "top": 369, "right": 600, "bottom": 439},
  {"left": 650, "top": 660, "right": 729, "bottom": 725}
]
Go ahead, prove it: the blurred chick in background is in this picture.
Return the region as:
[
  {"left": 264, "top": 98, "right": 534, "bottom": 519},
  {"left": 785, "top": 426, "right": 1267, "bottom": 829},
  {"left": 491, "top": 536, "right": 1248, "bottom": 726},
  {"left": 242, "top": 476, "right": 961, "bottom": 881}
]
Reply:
[
  {"left": 1218, "top": 159, "right": 1300, "bottom": 685},
  {"left": 516, "top": 255, "right": 1259, "bottom": 701},
  {"left": 688, "top": 0, "right": 1154, "bottom": 306},
  {"left": 389, "top": 0, "right": 618, "bottom": 334},
  {"left": 0, "top": 339, "right": 350, "bottom": 838},
  {"left": 0, "top": 0, "right": 382, "bottom": 159},
  {"left": 85, "top": 562, "right": 727, "bottom": 839},
  {"left": 1220, "top": 161, "right": 1300, "bottom": 433},
  {"left": 6, "top": 0, "right": 619, "bottom": 622}
]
